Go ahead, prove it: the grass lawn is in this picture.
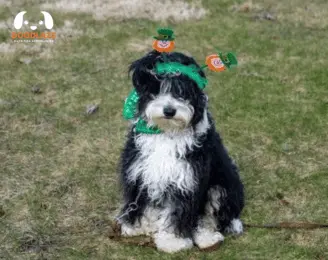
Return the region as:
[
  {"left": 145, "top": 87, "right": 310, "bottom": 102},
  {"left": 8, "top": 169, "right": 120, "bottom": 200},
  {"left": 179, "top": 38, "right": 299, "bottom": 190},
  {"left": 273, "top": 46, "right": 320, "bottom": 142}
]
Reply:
[{"left": 1, "top": 0, "right": 328, "bottom": 259}]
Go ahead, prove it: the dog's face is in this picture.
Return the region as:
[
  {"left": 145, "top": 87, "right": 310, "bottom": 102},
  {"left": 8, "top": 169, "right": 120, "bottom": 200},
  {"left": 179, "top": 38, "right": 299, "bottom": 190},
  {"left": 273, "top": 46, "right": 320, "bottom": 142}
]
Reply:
[
  {"left": 130, "top": 51, "right": 207, "bottom": 132},
  {"left": 14, "top": 11, "right": 54, "bottom": 31}
]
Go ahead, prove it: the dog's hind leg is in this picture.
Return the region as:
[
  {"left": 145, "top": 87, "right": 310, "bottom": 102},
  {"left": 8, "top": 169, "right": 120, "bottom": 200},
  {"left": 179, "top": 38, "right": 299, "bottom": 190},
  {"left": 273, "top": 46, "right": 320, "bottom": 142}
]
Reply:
[
  {"left": 193, "top": 186, "right": 225, "bottom": 249},
  {"left": 208, "top": 135, "right": 245, "bottom": 235},
  {"left": 213, "top": 182, "right": 244, "bottom": 235},
  {"left": 193, "top": 222, "right": 224, "bottom": 249},
  {"left": 225, "top": 218, "right": 243, "bottom": 235}
]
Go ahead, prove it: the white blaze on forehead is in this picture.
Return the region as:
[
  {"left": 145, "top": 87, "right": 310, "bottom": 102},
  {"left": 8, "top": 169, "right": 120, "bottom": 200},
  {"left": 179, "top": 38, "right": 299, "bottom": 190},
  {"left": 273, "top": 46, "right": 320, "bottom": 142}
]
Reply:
[{"left": 159, "top": 78, "right": 175, "bottom": 93}]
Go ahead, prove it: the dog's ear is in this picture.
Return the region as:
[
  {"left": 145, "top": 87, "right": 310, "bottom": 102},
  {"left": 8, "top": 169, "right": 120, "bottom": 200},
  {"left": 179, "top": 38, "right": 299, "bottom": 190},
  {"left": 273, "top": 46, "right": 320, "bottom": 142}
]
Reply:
[
  {"left": 129, "top": 60, "right": 149, "bottom": 94},
  {"left": 41, "top": 11, "right": 54, "bottom": 29},
  {"left": 14, "top": 11, "right": 26, "bottom": 29},
  {"left": 129, "top": 51, "right": 161, "bottom": 94}
]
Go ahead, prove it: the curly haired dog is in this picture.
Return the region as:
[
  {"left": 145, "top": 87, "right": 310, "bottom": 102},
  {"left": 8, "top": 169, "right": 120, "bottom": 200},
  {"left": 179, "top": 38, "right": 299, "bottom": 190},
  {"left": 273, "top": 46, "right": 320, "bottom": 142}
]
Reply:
[{"left": 117, "top": 50, "right": 244, "bottom": 253}]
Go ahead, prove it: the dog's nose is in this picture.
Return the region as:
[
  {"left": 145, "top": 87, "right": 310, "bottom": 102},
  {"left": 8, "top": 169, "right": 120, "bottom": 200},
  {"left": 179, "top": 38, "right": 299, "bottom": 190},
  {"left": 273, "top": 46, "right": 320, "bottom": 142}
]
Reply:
[{"left": 163, "top": 106, "right": 176, "bottom": 118}]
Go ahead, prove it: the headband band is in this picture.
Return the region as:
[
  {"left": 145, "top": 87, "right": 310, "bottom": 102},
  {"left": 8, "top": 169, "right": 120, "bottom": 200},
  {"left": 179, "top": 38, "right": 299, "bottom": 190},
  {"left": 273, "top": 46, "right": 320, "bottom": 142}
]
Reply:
[{"left": 154, "top": 62, "right": 208, "bottom": 89}]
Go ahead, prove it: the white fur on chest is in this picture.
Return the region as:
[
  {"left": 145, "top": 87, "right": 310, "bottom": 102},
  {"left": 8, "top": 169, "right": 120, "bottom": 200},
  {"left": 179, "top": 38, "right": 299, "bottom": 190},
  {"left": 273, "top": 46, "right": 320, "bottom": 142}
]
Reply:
[{"left": 127, "top": 131, "right": 197, "bottom": 200}]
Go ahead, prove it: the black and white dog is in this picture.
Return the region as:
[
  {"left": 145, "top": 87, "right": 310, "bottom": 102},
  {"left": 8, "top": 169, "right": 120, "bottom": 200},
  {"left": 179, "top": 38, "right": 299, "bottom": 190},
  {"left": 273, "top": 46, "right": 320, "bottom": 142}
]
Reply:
[{"left": 118, "top": 50, "right": 244, "bottom": 253}]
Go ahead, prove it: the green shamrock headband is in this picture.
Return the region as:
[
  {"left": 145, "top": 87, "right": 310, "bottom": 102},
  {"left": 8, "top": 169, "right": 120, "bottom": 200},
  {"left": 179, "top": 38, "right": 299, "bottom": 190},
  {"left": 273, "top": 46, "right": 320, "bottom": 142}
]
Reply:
[{"left": 123, "top": 28, "right": 238, "bottom": 134}]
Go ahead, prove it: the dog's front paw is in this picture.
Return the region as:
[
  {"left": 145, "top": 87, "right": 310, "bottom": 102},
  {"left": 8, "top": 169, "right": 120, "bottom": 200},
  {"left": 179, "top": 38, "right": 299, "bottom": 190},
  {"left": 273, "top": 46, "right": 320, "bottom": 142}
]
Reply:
[
  {"left": 154, "top": 231, "right": 193, "bottom": 253},
  {"left": 121, "top": 223, "right": 144, "bottom": 237},
  {"left": 225, "top": 218, "right": 243, "bottom": 235},
  {"left": 193, "top": 228, "right": 224, "bottom": 249}
]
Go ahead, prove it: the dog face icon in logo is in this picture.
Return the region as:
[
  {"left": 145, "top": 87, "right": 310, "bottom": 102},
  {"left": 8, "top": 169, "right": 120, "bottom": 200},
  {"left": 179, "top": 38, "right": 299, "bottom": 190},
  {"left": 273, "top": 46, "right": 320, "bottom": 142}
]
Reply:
[{"left": 14, "top": 11, "right": 54, "bottom": 30}]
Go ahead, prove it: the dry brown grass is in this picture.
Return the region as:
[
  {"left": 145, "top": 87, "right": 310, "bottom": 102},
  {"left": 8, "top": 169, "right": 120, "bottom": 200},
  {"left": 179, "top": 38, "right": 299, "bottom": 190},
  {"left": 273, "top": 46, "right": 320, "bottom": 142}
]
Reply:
[
  {"left": 126, "top": 38, "right": 153, "bottom": 53},
  {"left": 41, "top": 0, "right": 207, "bottom": 21},
  {"left": 231, "top": 0, "right": 328, "bottom": 28},
  {"left": 1, "top": 0, "right": 328, "bottom": 259}
]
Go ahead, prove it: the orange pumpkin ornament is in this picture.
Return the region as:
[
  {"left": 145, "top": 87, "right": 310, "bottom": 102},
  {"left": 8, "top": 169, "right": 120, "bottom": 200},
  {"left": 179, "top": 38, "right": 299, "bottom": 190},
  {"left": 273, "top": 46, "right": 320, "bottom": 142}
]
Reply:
[
  {"left": 152, "top": 40, "right": 175, "bottom": 53},
  {"left": 205, "top": 54, "right": 226, "bottom": 72}
]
